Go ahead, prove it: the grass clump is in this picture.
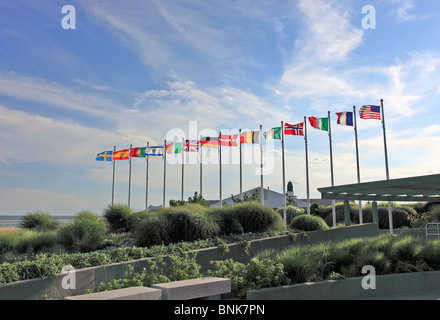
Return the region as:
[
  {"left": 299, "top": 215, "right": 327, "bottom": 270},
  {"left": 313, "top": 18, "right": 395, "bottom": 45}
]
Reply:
[
  {"left": 290, "top": 214, "right": 329, "bottom": 231},
  {"left": 103, "top": 204, "right": 134, "bottom": 233},
  {"left": 58, "top": 211, "right": 107, "bottom": 253},
  {"left": 20, "top": 211, "right": 58, "bottom": 231}
]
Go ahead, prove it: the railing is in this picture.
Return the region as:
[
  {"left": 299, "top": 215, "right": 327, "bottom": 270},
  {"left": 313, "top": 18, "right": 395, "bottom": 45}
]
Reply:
[
  {"left": 425, "top": 222, "right": 440, "bottom": 239},
  {"left": 0, "top": 219, "right": 72, "bottom": 228}
]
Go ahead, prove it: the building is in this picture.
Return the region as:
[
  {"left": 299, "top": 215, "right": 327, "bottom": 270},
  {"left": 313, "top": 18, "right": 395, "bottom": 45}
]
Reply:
[{"left": 210, "top": 183, "right": 340, "bottom": 209}]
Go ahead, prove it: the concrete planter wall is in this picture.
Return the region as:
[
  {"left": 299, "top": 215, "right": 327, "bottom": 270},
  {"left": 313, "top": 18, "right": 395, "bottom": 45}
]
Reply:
[
  {"left": 247, "top": 271, "right": 440, "bottom": 300},
  {"left": 0, "top": 224, "right": 379, "bottom": 300}
]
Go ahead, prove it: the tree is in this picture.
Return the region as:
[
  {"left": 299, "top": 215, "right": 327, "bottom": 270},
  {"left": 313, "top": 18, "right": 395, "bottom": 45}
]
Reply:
[
  {"left": 231, "top": 189, "right": 260, "bottom": 204},
  {"left": 169, "top": 191, "right": 209, "bottom": 207}
]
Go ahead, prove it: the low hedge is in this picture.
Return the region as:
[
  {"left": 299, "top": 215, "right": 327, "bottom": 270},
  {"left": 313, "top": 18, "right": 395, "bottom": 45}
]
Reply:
[
  {"left": 132, "top": 202, "right": 284, "bottom": 246},
  {"left": 290, "top": 215, "right": 329, "bottom": 231}
]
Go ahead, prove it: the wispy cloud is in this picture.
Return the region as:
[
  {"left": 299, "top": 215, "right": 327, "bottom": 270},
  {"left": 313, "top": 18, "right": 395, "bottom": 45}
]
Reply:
[
  {"left": 0, "top": 71, "right": 121, "bottom": 120},
  {"left": 394, "top": 0, "right": 431, "bottom": 22},
  {"left": 0, "top": 104, "right": 120, "bottom": 166}
]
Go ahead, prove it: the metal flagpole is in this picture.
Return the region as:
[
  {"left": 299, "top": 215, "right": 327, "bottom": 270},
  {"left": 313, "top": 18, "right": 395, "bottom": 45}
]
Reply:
[
  {"left": 163, "top": 140, "right": 167, "bottom": 208},
  {"left": 112, "top": 146, "right": 116, "bottom": 206},
  {"left": 181, "top": 138, "right": 185, "bottom": 202},
  {"left": 199, "top": 136, "right": 203, "bottom": 197},
  {"left": 128, "top": 144, "right": 132, "bottom": 209},
  {"left": 281, "top": 121, "right": 287, "bottom": 229},
  {"left": 239, "top": 129, "right": 243, "bottom": 201},
  {"left": 304, "top": 116, "right": 311, "bottom": 215},
  {"left": 260, "top": 125, "right": 264, "bottom": 206},
  {"left": 328, "top": 112, "right": 336, "bottom": 227},
  {"left": 219, "top": 131, "right": 223, "bottom": 207},
  {"left": 381, "top": 99, "right": 393, "bottom": 234},
  {"left": 353, "top": 106, "right": 363, "bottom": 224},
  {"left": 145, "top": 142, "right": 149, "bottom": 211}
]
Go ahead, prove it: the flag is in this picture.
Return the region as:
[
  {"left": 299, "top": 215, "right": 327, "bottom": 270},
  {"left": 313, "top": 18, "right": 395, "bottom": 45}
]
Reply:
[
  {"left": 146, "top": 146, "right": 164, "bottom": 156},
  {"left": 284, "top": 123, "right": 304, "bottom": 136},
  {"left": 264, "top": 127, "right": 282, "bottom": 140},
  {"left": 113, "top": 149, "right": 129, "bottom": 160},
  {"left": 183, "top": 140, "right": 199, "bottom": 152},
  {"left": 96, "top": 151, "right": 113, "bottom": 161},
  {"left": 129, "top": 147, "right": 146, "bottom": 158},
  {"left": 200, "top": 137, "right": 219, "bottom": 149},
  {"left": 219, "top": 134, "right": 238, "bottom": 147},
  {"left": 308, "top": 117, "right": 329, "bottom": 131},
  {"left": 166, "top": 142, "right": 182, "bottom": 154},
  {"left": 336, "top": 112, "right": 354, "bottom": 126},
  {"left": 360, "top": 105, "right": 381, "bottom": 120},
  {"left": 240, "top": 131, "right": 260, "bottom": 144}
]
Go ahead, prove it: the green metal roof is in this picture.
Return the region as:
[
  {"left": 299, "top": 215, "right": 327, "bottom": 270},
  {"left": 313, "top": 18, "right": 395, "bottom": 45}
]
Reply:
[{"left": 318, "top": 174, "right": 440, "bottom": 202}]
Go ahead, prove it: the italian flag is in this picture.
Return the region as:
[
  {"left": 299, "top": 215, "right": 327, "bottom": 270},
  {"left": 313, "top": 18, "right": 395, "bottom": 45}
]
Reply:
[
  {"left": 309, "top": 117, "right": 329, "bottom": 131},
  {"left": 166, "top": 142, "right": 182, "bottom": 154}
]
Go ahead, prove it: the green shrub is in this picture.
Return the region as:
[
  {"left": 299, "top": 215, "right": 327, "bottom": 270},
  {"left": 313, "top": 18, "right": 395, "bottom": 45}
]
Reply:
[
  {"left": 132, "top": 211, "right": 170, "bottom": 247},
  {"left": 103, "top": 204, "right": 134, "bottom": 233},
  {"left": 163, "top": 204, "right": 220, "bottom": 243},
  {"left": 230, "top": 202, "right": 284, "bottom": 233},
  {"left": 208, "top": 207, "right": 243, "bottom": 235},
  {"left": 133, "top": 204, "right": 219, "bottom": 246},
  {"left": 15, "top": 230, "right": 59, "bottom": 254},
  {"left": 20, "top": 211, "right": 58, "bottom": 231},
  {"left": 58, "top": 211, "right": 107, "bottom": 253},
  {"left": 323, "top": 202, "right": 359, "bottom": 226},
  {"left": 364, "top": 206, "right": 411, "bottom": 229},
  {"left": 276, "top": 206, "right": 305, "bottom": 225},
  {"left": 290, "top": 214, "right": 329, "bottom": 231},
  {"left": 205, "top": 257, "right": 289, "bottom": 298},
  {"left": 0, "top": 230, "right": 22, "bottom": 256}
]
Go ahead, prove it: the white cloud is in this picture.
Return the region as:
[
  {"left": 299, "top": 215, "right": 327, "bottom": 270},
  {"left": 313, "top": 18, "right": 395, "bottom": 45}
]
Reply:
[
  {"left": 294, "top": 0, "right": 364, "bottom": 63},
  {"left": 394, "top": 0, "right": 430, "bottom": 22},
  {"left": 0, "top": 71, "right": 121, "bottom": 120},
  {"left": 0, "top": 104, "right": 120, "bottom": 166}
]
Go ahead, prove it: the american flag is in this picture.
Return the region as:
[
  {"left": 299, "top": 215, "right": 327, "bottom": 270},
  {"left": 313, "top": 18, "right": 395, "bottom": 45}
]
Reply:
[
  {"left": 183, "top": 140, "right": 199, "bottom": 152},
  {"left": 284, "top": 122, "right": 304, "bottom": 136},
  {"left": 359, "top": 105, "right": 381, "bottom": 120}
]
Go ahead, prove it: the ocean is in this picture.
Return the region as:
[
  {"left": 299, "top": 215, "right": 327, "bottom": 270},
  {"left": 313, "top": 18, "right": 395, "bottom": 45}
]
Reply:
[{"left": 0, "top": 215, "right": 74, "bottom": 228}]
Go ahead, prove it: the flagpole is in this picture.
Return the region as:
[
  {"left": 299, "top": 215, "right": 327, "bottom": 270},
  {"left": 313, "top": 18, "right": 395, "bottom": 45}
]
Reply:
[
  {"left": 199, "top": 136, "right": 203, "bottom": 197},
  {"left": 163, "top": 140, "right": 167, "bottom": 208},
  {"left": 353, "top": 106, "right": 363, "bottom": 224},
  {"left": 304, "top": 116, "right": 311, "bottom": 215},
  {"left": 281, "top": 121, "right": 287, "bottom": 229},
  {"left": 260, "top": 125, "right": 264, "bottom": 206},
  {"left": 112, "top": 145, "right": 116, "bottom": 206},
  {"left": 381, "top": 99, "right": 393, "bottom": 234},
  {"left": 239, "top": 129, "right": 243, "bottom": 201},
  {"left": 328, "top": 112, "right": 336, "bottom": 227},
  {"left": 181, "top": 138, "right": 185, "bottom": 202},
  {"left": 219, "top": 131, "right": 223, "bottom": 207},
  {"left": 145, "top": 142, "right": 149, "bottom": 211},
  {"left": 128, "top": 144, "right": 132, "bottom": 209}
]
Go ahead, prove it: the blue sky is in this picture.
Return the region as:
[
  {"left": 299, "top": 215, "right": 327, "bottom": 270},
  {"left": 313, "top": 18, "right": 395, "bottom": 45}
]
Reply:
[{"left": 1, "top": 0, "right": 440, "bottom": 215}]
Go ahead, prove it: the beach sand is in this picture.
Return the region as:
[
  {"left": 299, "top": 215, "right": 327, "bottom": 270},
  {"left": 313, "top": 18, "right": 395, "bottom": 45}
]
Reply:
[{"left": 0, "top": 227, "right": 19, "bottom": 233}]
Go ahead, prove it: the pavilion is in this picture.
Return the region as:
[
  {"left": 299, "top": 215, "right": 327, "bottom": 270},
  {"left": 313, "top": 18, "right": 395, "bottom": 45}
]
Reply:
[{"left": 317, "top": 173, "right": 440, "bottom": 234}]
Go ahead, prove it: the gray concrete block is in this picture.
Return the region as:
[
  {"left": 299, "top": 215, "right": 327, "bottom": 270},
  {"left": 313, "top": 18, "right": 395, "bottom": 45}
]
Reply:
[
  {"left": 64, "top": 286, "right": 162, "bottom": 300},
  {"left": 152, "top": 277, "right": 231, "bottom": 300}
]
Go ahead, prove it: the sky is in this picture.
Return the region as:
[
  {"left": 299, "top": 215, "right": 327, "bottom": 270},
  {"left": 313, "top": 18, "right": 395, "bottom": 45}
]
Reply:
[{"left": 1, "top": 0, "right": 440, "bottom": 216}]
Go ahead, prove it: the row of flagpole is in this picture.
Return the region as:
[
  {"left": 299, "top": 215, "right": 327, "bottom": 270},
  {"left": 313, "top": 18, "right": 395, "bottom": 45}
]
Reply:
[{"left": 98, "top": 100, "right": 391, "bottom": 231}]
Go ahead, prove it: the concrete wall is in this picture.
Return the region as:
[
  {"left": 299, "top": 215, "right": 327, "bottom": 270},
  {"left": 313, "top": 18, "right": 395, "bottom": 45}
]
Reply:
[
  {"left": 247, "top": 271, "right": 440, "bottom": 300},
  {"left": 0, "top": 224, "right": 379, "bottom": 300}
]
